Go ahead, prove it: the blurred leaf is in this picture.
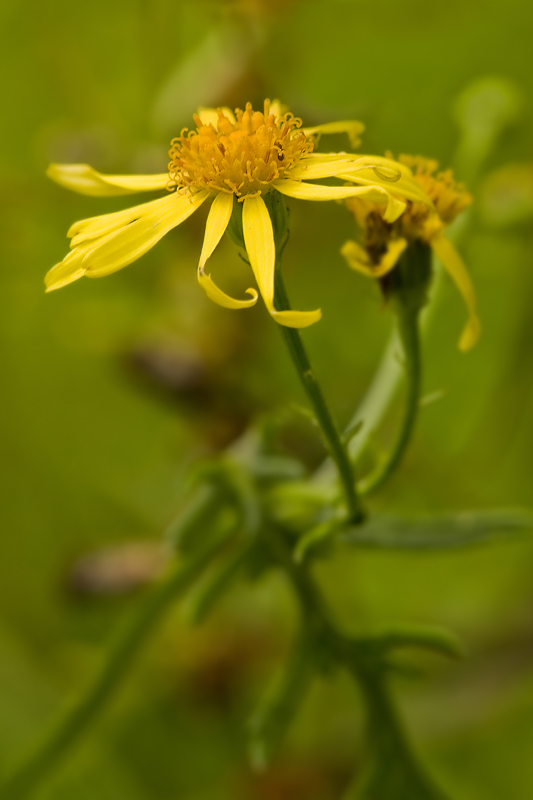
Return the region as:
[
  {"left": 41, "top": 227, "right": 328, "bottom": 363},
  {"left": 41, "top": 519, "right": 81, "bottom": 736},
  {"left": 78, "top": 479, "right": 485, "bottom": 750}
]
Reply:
[
  {"left": 351, "top": 624, "right": 463, "bottom": 661},
  {"left": 340, "top": 509, "right": 533, "bottom": 550}
]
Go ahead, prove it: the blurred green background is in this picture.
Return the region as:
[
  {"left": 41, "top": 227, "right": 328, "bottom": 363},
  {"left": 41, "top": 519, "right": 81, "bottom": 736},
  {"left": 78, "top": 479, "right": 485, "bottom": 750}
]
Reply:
[{"left": 1, "top": 0, "right": 533, "bottom": 797}]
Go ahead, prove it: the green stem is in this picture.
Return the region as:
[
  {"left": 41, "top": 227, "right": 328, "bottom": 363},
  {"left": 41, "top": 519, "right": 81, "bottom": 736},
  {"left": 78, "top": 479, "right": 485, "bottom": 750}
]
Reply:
[
  {"left": 0, "top": 539, "right": 222, "bottom": 800},
  {"left": 358, "top": 304, "right": 421, "bottom": 497},
  {"left": 274, "top": 268, "right": 365, "bottom": 524},
  {"left": 263, "top": 523, "right": 445, "bottom": 798}
]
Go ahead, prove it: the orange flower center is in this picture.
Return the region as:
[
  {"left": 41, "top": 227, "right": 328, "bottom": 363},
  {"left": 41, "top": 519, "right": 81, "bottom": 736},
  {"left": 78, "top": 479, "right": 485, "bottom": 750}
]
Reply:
[{"left": 168, "top": 100, "right": 314, "bottom": 199}]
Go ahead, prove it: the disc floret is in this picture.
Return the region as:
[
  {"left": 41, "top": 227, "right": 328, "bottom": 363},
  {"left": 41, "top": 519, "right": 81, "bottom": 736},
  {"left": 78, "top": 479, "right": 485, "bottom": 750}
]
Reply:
[
  {"left": 342, "top": 154, "right": 479, "bottom": 350},
  {"left": 168, "top": 100, "right": 315, "bottom": 199}
]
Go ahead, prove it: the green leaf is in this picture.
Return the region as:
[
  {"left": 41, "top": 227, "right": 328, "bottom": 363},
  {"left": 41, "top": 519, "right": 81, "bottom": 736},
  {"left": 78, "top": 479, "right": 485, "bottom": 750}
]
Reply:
[
  {"left": 350, "top": 624, "right": 463, "bottom": 661},
  {"left": 340, "top": 508, "right": 533, "bottom": 550}
]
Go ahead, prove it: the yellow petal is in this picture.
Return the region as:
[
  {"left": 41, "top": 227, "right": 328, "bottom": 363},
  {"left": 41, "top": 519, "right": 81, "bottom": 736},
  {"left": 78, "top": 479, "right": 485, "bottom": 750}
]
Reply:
[
  {"left": 198, "top": 268, "right": 258, "bottom": 309},
  {"left": 47, "top": 164, "right": 168, "bottom": 196},
  {"left": 341, "top": 238, "right": 408, "bottom": 278},
  {"left": 83, "top": 191, "right": 209, "bottom": 278},
  {"left": 197, "top": 106, "right": 237, "bottom": 126},
  {"left": 199, "top": 192, "right": 234, "bottom": 268},
  {"left": 340, "top": 240, "right": 372, "bottom": 274},
  {"left": 196, "top": 191, "right": 250, "bottom": 311},
  {"left": 382, "top": 195, "right": 407, "bottom": 223},
  {"left": 342, "top": 156, "right": 402, "bottom": 183},
  {"left": 69, "top": 194, "right": 179, "bottom": 246},
  {"left": 45, "top": 250, "right": 86, "bottom": 292},
  {"left": 272, "top": 178, "right": 406, "bottom": 222},
  {"left": 269, "top": 99, "right": 284, "bottom": 117},
  {"left": 301, "top": 120, "right": 364, "bottom": 148},
  {"left": 338, "top": 170, "right": 432, "bottom": 206},
  {"left": 290, "top": 157, "right": 380, "bottom": 181},
  {"left": 274, "top": 178, "right": 407, "bottom": 223},
  {"left": 431, "top": 235, "right": 481, "bottom": 351},
  {"left": 273, "top": 179, "right": 384, "bottom": 202},
  {"left": 270, "top": 308, "right": 322, "bottom": 328},
  {"left": 242, "top": 195, "right": 276, "bottom": 310},
  {"left": 242, "top": 195, "right": 321, "bottom": 328}
]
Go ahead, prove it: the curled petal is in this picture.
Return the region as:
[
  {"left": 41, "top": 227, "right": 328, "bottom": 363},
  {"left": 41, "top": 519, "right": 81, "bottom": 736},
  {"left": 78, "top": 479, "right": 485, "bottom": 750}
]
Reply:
[
  {"left": 198, "top": 268, "right": 258, "bottom": 309},
  {"left": 196, "top": 189, "right": 257, "bottom": 309},
  {"left": 338, "top": 169, "right": 433, "bottom": 207},
  {"left": 273, "top": 179, "right": 406, "bottom": 222},
  {"left": 301, "top": 120, "right": 364, "bottom": 148},
  {"left": 242, "top": 195, "right": 321, "bottom": 328},
  {"left": 47, "top": 164, "right": 168, "bottom": 196},
  {"left": 270, "top": 308, "right": 322, "bottom": 328},
  {"left": 341, "top": 238, "right": 408, "bottom": 278},
  {"left": 431, "top": 235, "right": 481, "bottom": 351}
]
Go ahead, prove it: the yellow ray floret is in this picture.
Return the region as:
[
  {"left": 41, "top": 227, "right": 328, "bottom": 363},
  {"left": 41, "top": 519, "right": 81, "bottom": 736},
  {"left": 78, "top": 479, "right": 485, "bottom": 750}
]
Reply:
[
  {"left": 342, "top": 153, "right": 480, "bottom": 350},
  {"left": 46, "top": 101, "right": 432, "bottom": 328}
]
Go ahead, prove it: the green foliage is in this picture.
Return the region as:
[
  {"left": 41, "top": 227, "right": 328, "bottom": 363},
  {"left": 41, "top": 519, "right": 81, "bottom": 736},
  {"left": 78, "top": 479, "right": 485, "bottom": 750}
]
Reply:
[
  {"left": 341, "top": 509, "right": 533, "bottom": 550},
  {"left": 1, "top": 1, "right": 533, "bottom": 799}
]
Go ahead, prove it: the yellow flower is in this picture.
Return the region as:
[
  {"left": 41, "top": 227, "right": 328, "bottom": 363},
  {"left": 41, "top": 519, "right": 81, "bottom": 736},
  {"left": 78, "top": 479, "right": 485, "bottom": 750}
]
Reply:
[
  {"left": 45, "top": 101, "right": 429, "bottom": 329},
  {"left": 341, "top": 154, "right": 480, "bottom": 350}
]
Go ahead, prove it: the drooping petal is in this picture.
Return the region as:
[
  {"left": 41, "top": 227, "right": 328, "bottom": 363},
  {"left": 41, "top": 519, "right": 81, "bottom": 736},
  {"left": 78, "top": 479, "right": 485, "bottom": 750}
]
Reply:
[
  {"left": 431, "top": 235, "right": 481, "bottom": 351},
  {"left": 242, "top": 195, "right": 276, "bottom": 309},
  {"left": 198, "top": 192, "right": 234, "bottom": 268},
  {"left": 47, "top": 164, "right": 168, "bottom": 196},
  {"left": 197, "top": 106, "right": 237, "bottom": 126},
  {"left": 270, "top": 308, "right": 322, "bottom": 328},
  {"left": 69, "top": 194, "right": 182, "bottom": 246},
  {"left": 197, "top": 269, "right": 258, "bottom": 309},
  {"left": 301, "top": 120, "right": 364, "bottom": 148},
  {"left": 341, "top": 238, "right": 408, "bottom": 278},
  {"left": 197, "top": 192, "right": 258, "bottom": 309},
  {"left": 242, "top": 195, "right": 321, "bottom": 329},
  {"left": 273, "top": 179, "right": 407, "bottom": 222},
  {"left": 83, "top": 190, "right": 209, "bottom": 278}
]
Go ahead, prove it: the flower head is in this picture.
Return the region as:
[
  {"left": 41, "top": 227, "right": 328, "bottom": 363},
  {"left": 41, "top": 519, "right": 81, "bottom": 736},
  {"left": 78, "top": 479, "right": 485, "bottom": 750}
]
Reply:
[
  {"left": 45, "top": 102, "right": 431, "bottom": 329},
  {"left": 341, "top": 154, "right": 480, "bottom": 350}
]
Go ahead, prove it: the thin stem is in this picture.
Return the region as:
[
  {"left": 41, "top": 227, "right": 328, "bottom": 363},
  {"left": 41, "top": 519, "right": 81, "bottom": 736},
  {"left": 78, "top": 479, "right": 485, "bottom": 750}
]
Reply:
[
  {"left": 358, "top": 305, "right": 421, "bottom": 497},
  {"left": 262, "top": 523, "right": 444, "bottom": 798},
  {"left": 313, "top": 77, "right": 517, "bottom": 489},
  {"left": 274, "top": 267, "right": 365, "bottom": 524},
  {"left": 0, "top": 538, "right": 222, "bottom": 800}
]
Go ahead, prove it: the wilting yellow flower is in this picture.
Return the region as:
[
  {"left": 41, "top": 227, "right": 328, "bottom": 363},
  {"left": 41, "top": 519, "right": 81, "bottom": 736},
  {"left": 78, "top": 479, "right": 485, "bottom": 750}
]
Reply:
[
  {"left": 341, "top": 154, "right": 480, "bottom": 350},
  {"left": 45, "top": 101, "right": 429, "bottom": 329}
]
